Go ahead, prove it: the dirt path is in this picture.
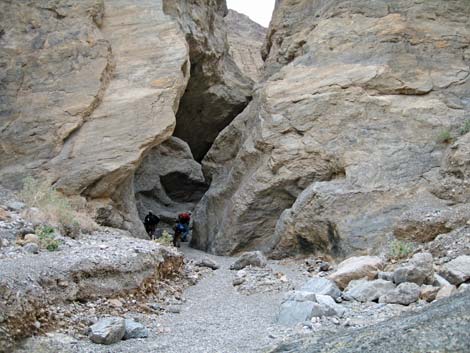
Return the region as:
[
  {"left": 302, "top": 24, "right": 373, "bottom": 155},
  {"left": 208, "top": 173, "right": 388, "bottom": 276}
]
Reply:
[{"left": 18, "top": 244, "right": 308, "bottom": 353}]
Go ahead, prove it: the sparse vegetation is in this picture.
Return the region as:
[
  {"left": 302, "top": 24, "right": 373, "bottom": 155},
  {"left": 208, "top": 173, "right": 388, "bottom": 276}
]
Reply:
[
  {"left": 389, "top": 239, "right": 414, "bottom": 260},
  {"left": 20, "top": 177, "right": 97, "bottom": 237},
  {"left": 154, "top": 229, "right": 173, "bottom": 246},
  {"left": 437, "top": 129, "right": 452, "bottom": 144},
  {"left": 36, "top": 225, "right": 60, "bottom": 251},
  {"left": 459, "top": 119, "right": 470, "bottom": 136}
]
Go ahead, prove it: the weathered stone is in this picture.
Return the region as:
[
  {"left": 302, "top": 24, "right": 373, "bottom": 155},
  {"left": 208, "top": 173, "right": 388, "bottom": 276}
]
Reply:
[
  {"left": 379, "top": 282, "right": 420, "bottom": 306},
  {"left": 328, "top": 256, "right": 384, "bottom": 290},
  {"left": 23, "top": 234, "right": 40, "bottom": 245},
  {"left": 22, "top": 243, "right": 39, "bottom": 254},
  {"left": 420, "top": 285, "right": 440, "bottom": 303},
  {"left": 435, "top": 285, "right": 458, "bottom": 300},
  {"left": 225, "top": 10, "right": 266, "bottom": 82},
  {"left": 230, "top": 251, "right": 267, "bottom": 270},
  {"left": 89, "top": 317, "right": 125, "bottom": 345},
  {"left": 268, "top": 292, "right": 470, "bottom": 353},
  {"left": 277, "top": 300, "right": 317, "bottom": 326},
  {"left": 300, "top": 277, "right": 341, "bottom": 299},
  {"left": 378, "top": 272, "right": 394, "bottom": 282},
  {"left": 0, "top": 233, "right": 183, "bottom": 351},
  {"left": 344, "top": 279, "right": 395, "bottom": 303},
  {"left": 0, "top": 0, "right": 191, "bottom": 237},
  {"left": 195, "top": 258, "right": 220, "bottom": 270},
  {"left": 393, "top": 252, "right": 434, "bottom": 285},
  {"left": 192, "top": 0, "right": 470, "bottom": 259},
  {"left": 134, "top": 137, "right": 208, "bottom": 226},
  {"left": 433, "top": 274, "right": 451, "bottom": 288},
  {"left": 164, "top": 0, "right": 253, "bottom": 161},
  {"left": 277, "top": 292, "right": 344, "bottom": 326},
  {"left": 123, "top": 319, "right": 148, "bottom": 340},
  {"left": 439, "top": 255, "right": 470, "bottom": 285},
  {"left": 315, "top": 294, "right": 345, "bottom": 317}
]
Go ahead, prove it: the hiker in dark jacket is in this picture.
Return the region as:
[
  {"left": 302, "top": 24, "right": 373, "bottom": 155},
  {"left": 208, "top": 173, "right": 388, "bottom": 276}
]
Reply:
[{"left": 144, "top": 211, "right": 160, "bottom": 239}]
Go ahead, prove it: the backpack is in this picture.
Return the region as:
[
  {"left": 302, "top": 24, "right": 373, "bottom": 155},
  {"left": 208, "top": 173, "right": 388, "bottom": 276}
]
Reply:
[{"left": 179, "top": 212, "right": 190, "bottom": 223}]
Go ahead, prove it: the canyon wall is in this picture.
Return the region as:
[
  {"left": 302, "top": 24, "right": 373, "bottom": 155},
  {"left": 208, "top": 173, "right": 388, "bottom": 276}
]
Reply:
[{"left": 192, "top": 0, "right": 470, "bottom": 258}]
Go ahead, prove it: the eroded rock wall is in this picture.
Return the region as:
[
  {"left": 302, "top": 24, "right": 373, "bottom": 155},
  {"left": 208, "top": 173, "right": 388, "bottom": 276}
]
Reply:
[
  {"left": 0, "top": 0, "right": 190, "bottom": 236},
  {"left": 164, "top": 0, "right": 254, "bottom": 161},
  {"left": 193, "top": 0, "right": 470, "bottom": 258},
  {"left": 225, "top": 9, "right": 266, "bottom": 82},
  {"left": 134, "top": 137, "right": 208, "bottom": 226}
]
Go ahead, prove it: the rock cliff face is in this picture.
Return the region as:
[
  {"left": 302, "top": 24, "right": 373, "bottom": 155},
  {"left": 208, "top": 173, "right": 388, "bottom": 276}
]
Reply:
[
  {"left": 134, "top": 137, "right": 208, "bottom": 226},
  {"left": 225, "top": 10, "right": 266, "bottom": 82},
  {"left": 0, "top": 0, "right": 257, "bottom": 236},
  {"left": 0, "top": 0, "right": 190, "bottom": 236},
  {"left": 192, "top": 0, "right": 470, "bottom": 258},
  {"left": 165, "top": 0, "right": 254, "bottom": 161}
]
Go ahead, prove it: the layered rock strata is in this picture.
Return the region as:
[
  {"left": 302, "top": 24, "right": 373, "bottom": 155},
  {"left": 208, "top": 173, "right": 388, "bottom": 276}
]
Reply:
[
  {"left": 193, "top": 0, "right": 470, "bottom": 258},
  {"left": 0, "top": 232, "right": 183, "bottom": 353}
]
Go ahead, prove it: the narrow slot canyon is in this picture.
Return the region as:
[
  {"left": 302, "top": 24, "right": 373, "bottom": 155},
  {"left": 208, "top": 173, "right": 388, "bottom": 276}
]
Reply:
[{"left": 1, "top": 1, "right": 470, "bottom": 352}]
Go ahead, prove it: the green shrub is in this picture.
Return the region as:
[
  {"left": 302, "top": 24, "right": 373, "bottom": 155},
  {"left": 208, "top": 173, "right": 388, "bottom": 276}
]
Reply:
[
  {"left": 36, "top": 225, "right": 60, "bottom": 251},
  {"left": 460, "top": 119, "right": 470, "bottom": 136},
  {"left": 389, "top": 240, "right": 414, "bottom": 260},
  {"left": 437, "top": 129, "right": 452, "bottom": 144}
]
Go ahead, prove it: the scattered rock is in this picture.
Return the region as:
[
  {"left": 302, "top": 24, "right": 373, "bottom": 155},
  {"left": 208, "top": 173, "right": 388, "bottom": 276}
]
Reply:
[
  {"left": 439, "top": 255, "right": 470, "bottom": 285},
  {"left": 458, "top": 283, "right": 470, "bottom": 292},
  {"left": 433, "top": 274, "right": 451, "bottom": 288},
  {"left": 278, "top": 291, "right": 345, "bottom": 325},
  {"left": 230, "top": 251, "right": 267, "bottom": 270},
  {"left": 108, "top": 299, "right": 123, "bottom": 308},
  {"left": 195, "top": 257, "right": 220, "bottom": 270},
  {"left": 89, "top": 317, "right": 125, "bottom": 345},
  {"left": 167, "top": 305, "right": 182, "bottom": 314},
  {"left": 435, "top": 285, "right": 457, "bottom": 300},
  {"left": 393, "top": 252, "right": 434, "bottom": 285},
  {"left": 420, "top": 285, "right": 440, "bottom": 302},
  {"left": 23, "top": 234, "right": 39, "bottom": 245},
  {"left": 22, "top": 243, "right": 39, "bottom": 254},
  {"left": 328, "top": 256, "right": 384, "bottom": 290},
  {"left": 379, "top": 282, "right": 420, "bottom": 306},
  {"left": 344, "top": 279, "right": 395, "bottom": 303},
  {"left": 6, "top": 202, "right": 25, "bottom": 212},
  {"left": 378, "top": 272, "right": 394, "bottom": 281},
  {"left": 123, "top": 319, "right": 149, "bottom": 340},
  {"left": 300, "top": 277, "right": 341, "bottom": 299}
]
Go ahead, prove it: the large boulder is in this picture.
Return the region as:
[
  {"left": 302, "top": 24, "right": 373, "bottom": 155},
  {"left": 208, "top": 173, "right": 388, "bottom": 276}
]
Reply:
[
  {"left": 89, "top": 317, "right": 125, "bottom": 345},
  {"left": 379, "top": 282, "right": 421, "bottom": 306},
  {"left": 230, "top": 251, "right": 267, "bottom": 270},
  {"left": 300, "top": 277, "right": 341, "bottom": 300},
  {"left": 439, "top": 255, "right": 470, "bottom": 285},
  {"left": 393, "top": 252, "right": 434, "bottom": 285},
  {"left": 277, "top": 291, "right": 344, "bottom": 326},
  {"left": 192, "top": 0, "right": 470, "bottom": 259},
  {"left": 328, "top": 256, "right": 384, "bottom": 290},
  {"left": 267, "top": 292, "right": 470, "bottom": 353},
  {"left": 344, "top": 279, "right": 395, "bottom": 303}
]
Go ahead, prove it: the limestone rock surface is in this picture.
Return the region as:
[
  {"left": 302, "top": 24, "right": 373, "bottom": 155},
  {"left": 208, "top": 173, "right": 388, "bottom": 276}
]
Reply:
[
  {"left": 193, "top": 0, "right": 470, "bottom": 258},
  {"left": 0, "top": 0, "right": 190, "bottom": 236},
  {"left": 164, "top": 0, "right": 253, "bottom": 161},
  {"left": 225, "top": 10, "right": 266, "bottom": 82},
  {"left": 134, "top": 137, "right": 208, "bottom": 226}
]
